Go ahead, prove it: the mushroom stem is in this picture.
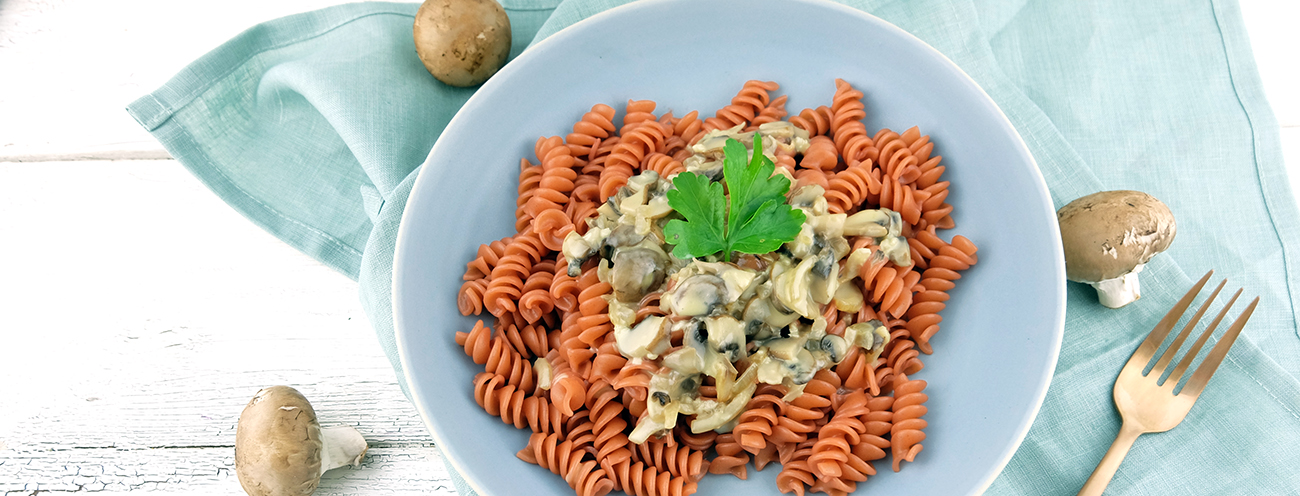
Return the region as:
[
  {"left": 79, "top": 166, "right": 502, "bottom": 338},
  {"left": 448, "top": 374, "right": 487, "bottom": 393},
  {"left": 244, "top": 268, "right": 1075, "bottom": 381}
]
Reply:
[
  {"left": 1091, "top": 264, "right": 1145, "bottom": 309},
  {"left": 318, "top": 426, "right": 368, "bottom": 475}
]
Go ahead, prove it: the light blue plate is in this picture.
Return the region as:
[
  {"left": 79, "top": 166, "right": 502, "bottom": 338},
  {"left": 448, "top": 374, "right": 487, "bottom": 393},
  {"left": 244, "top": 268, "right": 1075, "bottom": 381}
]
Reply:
[{"left": 393, "top": 0, "right": 1065, "bottom": 494}]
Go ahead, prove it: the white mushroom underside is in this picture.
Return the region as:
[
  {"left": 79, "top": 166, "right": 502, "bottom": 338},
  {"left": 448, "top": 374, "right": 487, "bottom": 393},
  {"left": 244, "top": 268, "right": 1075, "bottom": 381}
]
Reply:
[
  {"left": 318, "top": 426, "right": 369, "bottom": 475},
  {"left": 1090, "top": 264, "right": 1145, "bottom": 308}
]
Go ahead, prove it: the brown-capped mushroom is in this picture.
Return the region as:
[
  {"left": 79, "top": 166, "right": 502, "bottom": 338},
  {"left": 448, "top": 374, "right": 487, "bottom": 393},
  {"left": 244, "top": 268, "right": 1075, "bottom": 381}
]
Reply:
[
  {"left": 1057, "top": 190, "right": 1176, "bottom": 308},
  {"left": 609, "top": 247, "right": 666, "bottom": 303},
  {"left": 413, "top": 0, "right": 511, "bottom": 87},
  {"left": 235, "top": 386, "right": 368, "bottom": 496},
  {"left": 665, "top": 274, "right": 728, "bottom": 316}
]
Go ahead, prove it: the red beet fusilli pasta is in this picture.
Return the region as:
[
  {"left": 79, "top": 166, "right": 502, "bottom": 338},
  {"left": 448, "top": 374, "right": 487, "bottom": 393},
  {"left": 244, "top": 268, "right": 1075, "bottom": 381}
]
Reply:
[{"left": 454, "top": 79, "right": 978, "bottom": 495}]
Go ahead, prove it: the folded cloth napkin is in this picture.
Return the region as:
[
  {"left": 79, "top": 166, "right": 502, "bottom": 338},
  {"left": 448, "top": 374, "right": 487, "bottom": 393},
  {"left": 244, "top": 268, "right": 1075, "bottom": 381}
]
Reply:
[{"left": 128, "top": 0, "right": 1300, "bottom": 493}]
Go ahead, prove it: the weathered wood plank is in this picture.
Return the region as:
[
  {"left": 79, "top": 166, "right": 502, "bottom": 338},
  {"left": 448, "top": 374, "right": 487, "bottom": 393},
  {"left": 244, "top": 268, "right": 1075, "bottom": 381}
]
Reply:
[
  {"left": 0, "top": 446, "right": 453, "bottom": 494},
  {"left": 0, "top": 161, "right": 451, "bottom": 493}
]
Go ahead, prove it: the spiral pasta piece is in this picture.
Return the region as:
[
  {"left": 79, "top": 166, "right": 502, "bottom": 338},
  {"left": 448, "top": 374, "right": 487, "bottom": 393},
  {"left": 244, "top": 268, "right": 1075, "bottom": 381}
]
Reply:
[
  {"left": 458, "top": 279, "right": 488, "bottom": 316},
  {"left": 548, "top": 350, "right": 588, "bottom": 417},
  {"left": 875, "top": 175, "right": 924, "bottom": 226},
  {"left": 793, "top": 168, "right": 831, "bottom": 191},
  {"left": 703, "top": 80, "right": 778, "bottom": 131},
  {"left": 853, "top": 395, "right": 895, "bottom": 469},
  {"left": 454, "top": 320, "right": 493, "bottom": 364},
  {"left": 518, "top": 260, "right": 557, "bottom": 324},
  {"left": 786, "top": 369, "right": 839, "bottom": 422},
  {"left": 630, "top": 437, "right": 707, "bottom": 481},
  {"left": 834, "top": 346, "right": 875, "bottom": 393},
  {"left": 873, "top": 129, "right": 922, "bottom": 185},
  {"left": 800, "top": 135, "right": 838, "bottom": 171},
  {"left": 570, "top": 173, "right": 601, "bottom": 205},
  {"left": 585, "top": 379, "right": 633, "bottom": 465},
  {"left": 483, "top": 233, "right": 548, "bottom": 317},
  {"left": 899, "top": 126, "right": 940, "bottom": 183},
  {"left": 807, "top": 402, "right": 868, "bottom": 482},
  {"left": 473, "top": 372, "right": 566, "bottom": 434},
  {"left": 769, "top": 413, "right": 817, "bottom": 447},
  {"left": 641, "top": 152, "right": 685, "bottom": 178},
  {"left": 550, "top": 256, "right": 581, "bottom": 312},
  {"left": 564, "top": 410, "right": 598, "bottom": 451},
  {"left": 791, "top": 105, "right": 833, "bottom": 136},
  {"left": 824, "top": 160, "right": 881, "bottom": 214},
  {"left": 601, "top": 120, "right": 666, "bottom": 201},
  {"left": 478, "top": 333, "right": 536, "bottom": 391},
  {"left": 599, "top": 457, "right": 698, "bottom": 496},
  {"left": 884, "top": 330, "right": 925, "bottom": 376},
  {"left": 674, "top": 426, "right": 716, "bottom": 452},
  {"left": 774, "top": 147, "right": 798, "bottom": 176},
  {"left": 830, "top": 79, "right": 877, "bottom": 166},
  {"left": 912, "top": 184, "right": 951, "bottom": 229},
  {"left": 611, "top": 360, "right": 654, "bottom": 401},
  {"left": 662, "top": 135, "right": 688, "bottom": 160},
  {"left": 890, "top": 373, "right": 928, "bottom": 472},
  {"left": 583, "top": 135, "right": 620, "bottom": 176},
  {"left": 860, "top": 260, "right": 921, "bottom": 319},
  {"left": 574, "top": 268, "right": 614, "bottom": 346},
  {"left": 527, "top": 137, "right": 578, "bottom": 214},
  {"left": 590, "top": 340, "right": 628, "bottom": 386},
  {"left": 621, "top": 100, "right": 659, "bottom": 135},
  {"left": 733, "top": 384, "right": 786, "bottom": 453},
  {"left": 518, "top": 433, "right": 615, "bottom": 496},
  {"left": 464, "top": 236, "right": 512, "bottom": 281},
  {"left": 515, "top": 158, "right": 544, "bottom": 231},
  {"left": 673, "top": 110, "right": 704, "bottom": 145},
  {"left": 525, "top": 136, "right": 580, "bottom": 250},
  {"left": 567, "top": 104, "right": 618, "bottom": 160},
  {"left": 748, "top": 94, "right": 789, "bottom": 130},
  {"left": 554, "top": 314, "right": 592, "bottom": 371},
  {"left": 708, "top": 433, "right": 750, "bottom": 479},
  {"left": 908, "top": 252, "right": 977, "bottom": 353},
  {"left": 499, "top": 322, "right": 550, "bottom": 359},
  {"left": 775, "top": 440, "right": 817, "bottom": 496}
]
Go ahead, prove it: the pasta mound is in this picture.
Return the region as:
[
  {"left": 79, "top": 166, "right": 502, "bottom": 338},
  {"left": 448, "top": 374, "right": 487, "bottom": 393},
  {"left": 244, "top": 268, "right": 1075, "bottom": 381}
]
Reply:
[{"left": 455, "top": 79, "right": 979, "bottom": 496}]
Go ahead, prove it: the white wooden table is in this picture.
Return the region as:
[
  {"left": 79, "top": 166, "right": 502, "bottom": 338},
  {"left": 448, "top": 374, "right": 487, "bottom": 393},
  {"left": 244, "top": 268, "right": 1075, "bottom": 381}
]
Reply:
[{"left": 1, "top": 1, "right": 1296, "bottom": 494}]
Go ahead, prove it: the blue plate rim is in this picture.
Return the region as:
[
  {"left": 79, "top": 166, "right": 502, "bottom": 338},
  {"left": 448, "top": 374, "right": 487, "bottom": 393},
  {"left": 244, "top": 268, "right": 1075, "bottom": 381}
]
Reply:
[{"left": 392, "top": 0, "right": 1066, "bottom": 494}]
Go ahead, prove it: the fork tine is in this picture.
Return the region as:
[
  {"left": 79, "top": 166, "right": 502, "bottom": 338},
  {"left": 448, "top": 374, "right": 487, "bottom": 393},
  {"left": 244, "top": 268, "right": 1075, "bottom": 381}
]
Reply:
[
  {"left": 1124, "top": 271, "right": 1213, "bottom": 370},
  {"left": 1149, "top": 278, "right": 1225, "bottom": 380},
  {"left": 1165, "top": 288, "right": 1240, "bottom": 388},
  {"left": 1180, "top": 296, "right": 1259, "bottom": 398}
]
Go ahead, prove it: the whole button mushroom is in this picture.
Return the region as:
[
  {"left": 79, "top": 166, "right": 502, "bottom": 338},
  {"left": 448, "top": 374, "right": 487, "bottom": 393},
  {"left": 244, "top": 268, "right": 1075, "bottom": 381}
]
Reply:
[
  {"left": 235, "top": 386, "right": 369, "bottom": 496},
  {"left": 1057, "top": 190, "right": 1176, "bottom": 308},
  {"left": 413, "top": 0, "right": 512, "bottom": 87}
]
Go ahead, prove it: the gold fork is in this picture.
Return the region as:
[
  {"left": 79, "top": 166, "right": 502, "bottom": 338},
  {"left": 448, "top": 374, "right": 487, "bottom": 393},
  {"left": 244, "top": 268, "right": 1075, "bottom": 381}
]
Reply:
[{"left": 1078, "top": 270, "right": 1258, "bottom": 496}]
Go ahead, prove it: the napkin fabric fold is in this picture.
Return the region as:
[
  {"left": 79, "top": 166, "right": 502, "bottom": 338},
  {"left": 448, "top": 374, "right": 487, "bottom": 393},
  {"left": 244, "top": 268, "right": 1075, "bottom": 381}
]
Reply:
[{"left": 128, "top": 0, "right": 1300, "bottom": 494}]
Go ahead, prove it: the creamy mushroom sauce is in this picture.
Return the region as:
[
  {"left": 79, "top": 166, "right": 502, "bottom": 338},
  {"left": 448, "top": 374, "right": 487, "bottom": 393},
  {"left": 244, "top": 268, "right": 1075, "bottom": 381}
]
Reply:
[{"left": 560, "top": 123, "right": 915, "bottom": 444}]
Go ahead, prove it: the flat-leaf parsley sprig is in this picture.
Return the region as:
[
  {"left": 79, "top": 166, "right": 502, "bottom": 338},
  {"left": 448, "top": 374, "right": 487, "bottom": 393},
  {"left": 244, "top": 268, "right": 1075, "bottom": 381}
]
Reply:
[{"left": 664, "top": 135, "right": 806, "bottom": 262}]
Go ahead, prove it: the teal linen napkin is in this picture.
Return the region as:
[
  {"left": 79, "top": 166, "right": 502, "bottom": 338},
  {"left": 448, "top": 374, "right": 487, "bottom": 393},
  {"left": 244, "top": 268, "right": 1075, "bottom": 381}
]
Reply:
[{"left": 128, "top": 0, "right": 1300, "bottom": 494}]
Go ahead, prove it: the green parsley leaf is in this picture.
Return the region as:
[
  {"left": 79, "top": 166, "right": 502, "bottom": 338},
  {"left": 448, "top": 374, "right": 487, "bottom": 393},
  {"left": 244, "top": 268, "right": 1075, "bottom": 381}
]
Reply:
[
  {"left": 663, "top": 171, "right": 727, "bottom": 260},
  {"left": 724, "top": 135, "right": 791, "bottom": 229},
  {"left": 664, "top": 135, "right": 806, "bottom": 261},
  {"left": 729, "top": 197, "right": 805, "bottom": 255}
]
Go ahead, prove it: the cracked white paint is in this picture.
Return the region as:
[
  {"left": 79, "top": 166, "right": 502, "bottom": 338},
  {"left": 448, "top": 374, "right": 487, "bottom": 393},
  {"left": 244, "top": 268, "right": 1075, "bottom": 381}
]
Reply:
[{"left": 0, "top": 163, "right": 452, "bottom": 495}]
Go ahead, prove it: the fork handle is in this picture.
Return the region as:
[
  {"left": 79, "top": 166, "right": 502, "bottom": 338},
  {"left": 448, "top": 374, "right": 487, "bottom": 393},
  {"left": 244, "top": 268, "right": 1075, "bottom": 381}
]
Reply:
[{"left": 1078, "top": 422, "right": 1143, "bottom": 496}]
